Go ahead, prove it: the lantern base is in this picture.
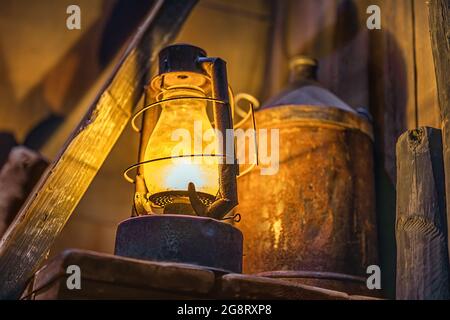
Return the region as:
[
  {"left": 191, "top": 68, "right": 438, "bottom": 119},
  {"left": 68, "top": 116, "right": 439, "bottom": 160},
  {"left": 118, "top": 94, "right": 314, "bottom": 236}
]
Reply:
[{"left": 114, "top": 214, "right": 243, "bottom": 273}]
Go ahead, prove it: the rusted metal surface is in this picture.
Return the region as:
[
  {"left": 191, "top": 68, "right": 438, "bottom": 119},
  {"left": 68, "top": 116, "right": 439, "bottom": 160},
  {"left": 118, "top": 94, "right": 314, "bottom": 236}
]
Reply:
[
  {"left": 237, "top": 105, "right": 378, "bottom": 292},
  {"left": 115, "top": 214, "right": 243, "bottom": 273}
]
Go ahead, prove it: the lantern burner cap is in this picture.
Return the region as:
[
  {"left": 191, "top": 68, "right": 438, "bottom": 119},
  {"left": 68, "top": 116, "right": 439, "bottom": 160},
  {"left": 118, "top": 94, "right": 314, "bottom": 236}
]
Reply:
[{"left": 148, "top": 191, "right": 215, "bottom": 215}]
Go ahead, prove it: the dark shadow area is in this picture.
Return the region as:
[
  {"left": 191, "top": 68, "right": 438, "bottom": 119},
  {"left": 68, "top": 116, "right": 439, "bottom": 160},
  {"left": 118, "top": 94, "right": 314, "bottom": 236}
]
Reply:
[
  {"left": 17, "top": 0, "right": 156, "bottom": 151},
  {"left": 0, "top": 132, "right": 17, "bottom": 170},
  {"left": 99, "top": 0, "right": 157, "bottom": 67},
  {"left": 369, "top": 27, "right": 409, "bottom": 298}
]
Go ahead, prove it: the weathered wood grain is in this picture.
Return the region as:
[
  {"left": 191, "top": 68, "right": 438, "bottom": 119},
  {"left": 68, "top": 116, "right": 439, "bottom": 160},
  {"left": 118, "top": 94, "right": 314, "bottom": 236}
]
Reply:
[
  {"left": 429, "top": 0, "right": 450, "bottom": 268},
  {"left": 24, "top": 249, "right": 380, "bottom": 300},
  {"left": 27, "top": 249, "right": 215, "bottom": 300},
  {"left": 396, "top": 127, "right": 449, "bottom": 299},
  {"left": 0, "top": 0, "right": 197, "bottom": 299},
  {"left": 218, "top": 274, "right": 378, "bottom": 300}
]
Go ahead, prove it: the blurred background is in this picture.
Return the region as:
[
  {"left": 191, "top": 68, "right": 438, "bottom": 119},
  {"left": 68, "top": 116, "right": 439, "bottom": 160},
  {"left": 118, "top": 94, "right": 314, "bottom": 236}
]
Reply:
[{"left": 0, "top": 1, "right": 440, "bottom": 296}]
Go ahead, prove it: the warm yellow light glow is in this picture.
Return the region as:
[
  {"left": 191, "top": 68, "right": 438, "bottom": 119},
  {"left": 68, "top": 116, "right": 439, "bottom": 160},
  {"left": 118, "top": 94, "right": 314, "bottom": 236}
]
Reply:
[{"left": 143, "top": 89, "right": 219, "bottom": 197}]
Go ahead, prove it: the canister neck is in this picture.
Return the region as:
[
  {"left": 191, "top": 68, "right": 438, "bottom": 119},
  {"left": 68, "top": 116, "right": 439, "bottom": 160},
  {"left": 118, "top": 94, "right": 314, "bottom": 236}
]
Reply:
[{"left": 288, "top": 56, "right": 319, "bottom": 84}]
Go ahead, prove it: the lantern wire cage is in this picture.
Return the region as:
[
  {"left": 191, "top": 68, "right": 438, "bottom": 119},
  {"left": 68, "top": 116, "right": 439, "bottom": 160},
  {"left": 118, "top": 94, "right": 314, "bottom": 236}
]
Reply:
[
  {"left": 122, "top": 82, "right": 259, "bottom": 220},
  {"left": 124, "top": 94, "right": 259, "bottom": 184}
]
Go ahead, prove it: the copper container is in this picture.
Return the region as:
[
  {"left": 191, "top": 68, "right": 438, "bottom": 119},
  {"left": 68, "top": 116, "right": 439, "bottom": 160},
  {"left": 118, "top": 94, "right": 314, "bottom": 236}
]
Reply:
[{"left": 237, "top": 63, "right": 378, "bottom": 294}]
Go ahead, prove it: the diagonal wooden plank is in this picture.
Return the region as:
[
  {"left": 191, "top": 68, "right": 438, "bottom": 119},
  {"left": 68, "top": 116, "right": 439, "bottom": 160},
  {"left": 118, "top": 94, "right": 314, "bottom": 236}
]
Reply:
[{"left": 0, "top": 0, "right": 198, "bottom": 299}]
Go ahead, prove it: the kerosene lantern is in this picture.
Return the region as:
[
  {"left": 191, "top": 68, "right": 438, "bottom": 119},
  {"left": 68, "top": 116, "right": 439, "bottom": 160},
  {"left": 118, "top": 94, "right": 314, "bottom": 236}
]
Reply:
[{"left": 115, "top": 44, "right": 242, "bottom": 273}]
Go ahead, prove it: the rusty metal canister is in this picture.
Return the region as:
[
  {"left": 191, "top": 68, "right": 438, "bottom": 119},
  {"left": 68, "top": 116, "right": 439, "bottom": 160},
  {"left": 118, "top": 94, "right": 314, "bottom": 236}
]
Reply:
[{"left": 237, "top": 57, "right": 378, "bottom": 294}]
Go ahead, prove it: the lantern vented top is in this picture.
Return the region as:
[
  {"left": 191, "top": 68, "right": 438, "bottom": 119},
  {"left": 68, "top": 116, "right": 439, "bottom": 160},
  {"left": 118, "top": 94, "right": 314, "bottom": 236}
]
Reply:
[{"left": 158, "top": 44, "right": 207, "bottom": 75}]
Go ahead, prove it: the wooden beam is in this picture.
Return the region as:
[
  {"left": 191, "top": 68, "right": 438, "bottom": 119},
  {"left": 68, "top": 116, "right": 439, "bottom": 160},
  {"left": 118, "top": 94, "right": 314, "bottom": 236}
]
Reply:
[
  {"left": 0, "top": 0, "right": 197, "bottom": 299},
  {"left": 396, "top": 127, "right": 449, "bottom": 300},
  {"left": 429, "top": 0, "right": 450, "bottom": 268}
]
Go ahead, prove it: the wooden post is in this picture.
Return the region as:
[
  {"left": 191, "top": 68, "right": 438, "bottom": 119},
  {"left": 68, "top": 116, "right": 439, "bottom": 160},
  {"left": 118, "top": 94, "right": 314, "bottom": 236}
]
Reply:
[
  {"left": 396, "top": 127, "right": 449, "bottom": 300},
  {"left": 429, "top": 0, "right": 450, "bottom": 267},
  {"left": 0, "top": 0, "right": 197, "bottom": 299}
]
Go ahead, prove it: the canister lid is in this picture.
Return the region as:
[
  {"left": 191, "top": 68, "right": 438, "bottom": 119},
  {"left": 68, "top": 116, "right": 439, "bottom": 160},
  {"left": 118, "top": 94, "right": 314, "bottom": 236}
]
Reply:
[{"left": 263, "top": 55, "right": 357, "bottom": 115}]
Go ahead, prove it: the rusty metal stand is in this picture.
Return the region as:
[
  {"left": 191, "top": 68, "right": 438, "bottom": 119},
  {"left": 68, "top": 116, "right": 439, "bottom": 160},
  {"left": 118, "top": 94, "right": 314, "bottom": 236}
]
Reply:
[{"left": 114, "top": 214, "right": 243, "bottom": 273}]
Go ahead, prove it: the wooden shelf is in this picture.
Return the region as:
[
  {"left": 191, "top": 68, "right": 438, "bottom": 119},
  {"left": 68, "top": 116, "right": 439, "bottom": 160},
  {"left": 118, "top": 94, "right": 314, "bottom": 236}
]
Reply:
[{"left": 23, "top": 249, "right": 379, "bottom": 300}]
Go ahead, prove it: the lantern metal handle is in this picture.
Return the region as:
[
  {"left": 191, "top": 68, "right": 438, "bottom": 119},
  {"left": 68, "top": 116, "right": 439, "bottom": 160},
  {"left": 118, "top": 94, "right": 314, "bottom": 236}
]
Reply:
[
  {"left": 234, "top": 93, "right": 260, "bottom": 129},
  {"left": 232, "top": 93, "right": 260, "bottom": 178}
]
